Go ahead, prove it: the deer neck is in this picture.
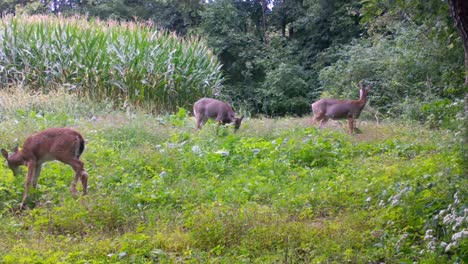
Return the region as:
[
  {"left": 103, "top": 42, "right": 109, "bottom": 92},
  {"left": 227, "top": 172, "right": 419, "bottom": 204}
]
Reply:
[{"left": 357, "top": 89, "right": 368, "bottom": 107}]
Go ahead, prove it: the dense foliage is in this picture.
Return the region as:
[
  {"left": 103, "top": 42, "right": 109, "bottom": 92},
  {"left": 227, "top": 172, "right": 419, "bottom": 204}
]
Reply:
[
  {"left": 1, "top": 0, "right": 465, "bottom": 126},
  {"left": 0, "top": 15, "right": 223, "bottom": 112},
  {"left": 0, "top": 90, "right": 466, "bottom": 262}
]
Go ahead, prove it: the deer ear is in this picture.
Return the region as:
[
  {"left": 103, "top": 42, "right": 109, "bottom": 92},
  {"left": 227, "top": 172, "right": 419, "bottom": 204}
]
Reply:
[
  {"left": 1, "top": 149, "right": 8, "bottom": 159},
  {"left": 359, "top": 81, "right": 364, "bottom": 89}
]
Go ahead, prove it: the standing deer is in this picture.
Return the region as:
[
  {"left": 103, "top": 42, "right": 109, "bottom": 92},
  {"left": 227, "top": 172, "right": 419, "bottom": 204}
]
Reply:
[
  {"left": 1, "top": 128, "right": 88, "bottom": 210},
  {"left": 193, "top": 98, "right": 244, "bottom": 132},
  {"left": 311, "top": 82, "right": 371, "bottom": 134}
]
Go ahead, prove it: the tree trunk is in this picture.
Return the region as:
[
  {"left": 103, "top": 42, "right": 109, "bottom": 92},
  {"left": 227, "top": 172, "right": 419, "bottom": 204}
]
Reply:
[
  {"left": 447, "top": 0, "right": 468, "bottom": 171},
  {"left": 448, "top": 0, "right": 468, "bottom": 85}
]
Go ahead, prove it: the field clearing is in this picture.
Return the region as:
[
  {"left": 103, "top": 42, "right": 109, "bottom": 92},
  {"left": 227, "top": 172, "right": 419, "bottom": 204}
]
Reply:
[{"left": 0, "top": 90, "right": 466, "bottom": 263}]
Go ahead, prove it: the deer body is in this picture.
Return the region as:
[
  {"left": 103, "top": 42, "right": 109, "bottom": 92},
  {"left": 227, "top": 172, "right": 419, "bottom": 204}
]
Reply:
[
  {"left": 311, "top": 83, "right": 371, "bottom": 134},
  {"left": 193, "top": 98, "right": 244, "bottom": 131},
  {"left": 1, "top": 128, "right": 88, "bottom": 210}
]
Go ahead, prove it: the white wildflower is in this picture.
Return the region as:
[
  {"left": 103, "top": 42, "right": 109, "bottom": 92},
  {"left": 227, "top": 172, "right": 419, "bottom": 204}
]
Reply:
[
  {"left": 454, "top": 192, "right": 460, "bottom": 204},
  {"left": 443, "top": 214, "right": 455, "bottom": 225},
  {"left": 396, "top": 233, "right": 408, "bottom": 253},
  {"left": 424, "top": 229, "right": 433, "bottom": 240},
  {"left": 427, "top": 240, "right": 437, "bottom": 251},
  {"left": 167, "top": 143, "right": 178, "bottom": 149},
  {"left": 445, "top": 242, "right": 456, "bottom": 252},
  {"left": 214, "top": 150, "right": 230, "bottom": 156},
  {"left": 192, "top": 145, "right": 201, "bottom": 154},
  {"left": 451, "top": 230, "right": 468, "bottom": 242},
  {"left": 366, "top": 197, "right": 372, "bottom": 203},
  {"left": 453, "top": 216, "right": 466, "bottom": 230}
]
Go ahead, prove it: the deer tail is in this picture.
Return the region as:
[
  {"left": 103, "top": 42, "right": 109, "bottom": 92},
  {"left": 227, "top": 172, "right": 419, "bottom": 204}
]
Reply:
[{"left": 77, "top": 134, "right": 85, "bottom": 158}]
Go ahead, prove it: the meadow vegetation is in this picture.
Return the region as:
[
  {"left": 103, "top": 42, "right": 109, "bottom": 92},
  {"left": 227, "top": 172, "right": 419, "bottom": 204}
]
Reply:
[{"left": 0, "top": 89, "right": 466, "bottom": 263}]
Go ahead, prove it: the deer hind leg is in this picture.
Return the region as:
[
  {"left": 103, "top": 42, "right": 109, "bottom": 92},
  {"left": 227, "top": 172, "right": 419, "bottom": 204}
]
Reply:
[
  {"left": 81, "top": 170, "right": 88, "bottom": 195},
  {"left": 62, "top": 158, "right": 85, "bottom": 197}
]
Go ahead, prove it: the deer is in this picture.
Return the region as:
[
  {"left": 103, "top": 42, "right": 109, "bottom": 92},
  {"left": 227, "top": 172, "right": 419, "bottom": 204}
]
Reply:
[
  {"left": 1, "top": 128, "right": 88, "bottom": 210},
  {"left": 193, "top": 98, "right": 244, "bottom": 132},
  {"left": 311, "top": 82, "right": 371, "bottom": 134}
]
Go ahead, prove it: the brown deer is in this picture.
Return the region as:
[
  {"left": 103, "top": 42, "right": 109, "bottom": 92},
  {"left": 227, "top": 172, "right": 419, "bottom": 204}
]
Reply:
[
  {"left": 193, "top": 98, "right": 244, "bottom": 132},
  {"left": 311, "top": 82, "right": 371, "bottom": 134},
  {"left": 1, "top": 128, "right": 88, "bottom": 210}
]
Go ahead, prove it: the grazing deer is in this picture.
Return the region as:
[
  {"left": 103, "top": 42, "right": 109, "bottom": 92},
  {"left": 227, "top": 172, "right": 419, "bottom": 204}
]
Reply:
[
  {"left": 1, "top": 128, "right": 88, "bottom": 210},
  {"left": 193, "top": 98, "right": 244, "bottom": 132},
  {"left": 311, "top": 82, "right": 371, "bottom": 134}
]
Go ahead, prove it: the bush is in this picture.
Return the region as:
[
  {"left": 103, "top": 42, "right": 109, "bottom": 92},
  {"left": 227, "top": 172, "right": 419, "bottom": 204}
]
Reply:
[{"left": 257, "top": 63, "right": 311, "bottom": 116}]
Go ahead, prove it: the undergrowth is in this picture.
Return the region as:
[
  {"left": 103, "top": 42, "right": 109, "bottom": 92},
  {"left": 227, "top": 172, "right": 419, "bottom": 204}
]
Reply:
[{"left": 0, "top": 89, "right": 466, "bottom": 263}]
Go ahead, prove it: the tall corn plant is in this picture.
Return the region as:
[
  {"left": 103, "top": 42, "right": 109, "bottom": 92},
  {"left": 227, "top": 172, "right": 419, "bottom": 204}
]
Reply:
[{"left": 0, "top": 15, "right": 224, "bottom": 112}]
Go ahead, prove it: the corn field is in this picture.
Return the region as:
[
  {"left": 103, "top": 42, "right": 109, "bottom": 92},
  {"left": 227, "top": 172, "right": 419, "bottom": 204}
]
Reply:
[{"left": 0, "top": 15, "right": 224, "bottom": 112}]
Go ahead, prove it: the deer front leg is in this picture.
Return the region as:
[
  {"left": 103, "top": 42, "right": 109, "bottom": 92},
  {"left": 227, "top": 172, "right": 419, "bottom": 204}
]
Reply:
[
  {"left": 20, "top": 160, "right": 37, "bottom": 210},
  {"left": 196, "top": 116, "right": 208, "bottom": 130},
  {"left": 319, "top": 117, "right": 328, "bottom": 128}
]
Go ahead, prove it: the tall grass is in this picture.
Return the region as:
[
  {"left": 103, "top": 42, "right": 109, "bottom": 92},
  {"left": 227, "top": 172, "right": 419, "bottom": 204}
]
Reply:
[{"left": 0, "top": 15, "right": 223, "bottom": 112}]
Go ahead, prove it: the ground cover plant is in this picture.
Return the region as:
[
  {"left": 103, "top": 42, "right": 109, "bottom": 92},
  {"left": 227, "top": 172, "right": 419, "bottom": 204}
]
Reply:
[{"left": 0, "top": 89, "right": 466, "bottom": 263}]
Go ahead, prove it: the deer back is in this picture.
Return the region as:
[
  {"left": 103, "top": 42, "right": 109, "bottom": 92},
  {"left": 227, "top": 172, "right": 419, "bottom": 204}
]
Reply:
[
  {"left": 194, "top": 98, "right": 236, "bottom": 122},
  {"left": 5, "top": 128, "right": 84, "bottom": 165},
  {"left": 312, "top": 85, "right": 370, "bottom": 120}
]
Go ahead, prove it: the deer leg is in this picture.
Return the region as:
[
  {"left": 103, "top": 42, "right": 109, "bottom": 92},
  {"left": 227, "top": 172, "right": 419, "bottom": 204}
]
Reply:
[
  {"left": 215, "top": 123, "right": 221, "bottom": 135},
  {"left": 81, "top": 170, "right": 88, "bottom": 195},
  {"left": 348, "top": 118, "right": 354, "bottom": 134},
  {"left": 32, "top": 164, "right": 42, "bottom": 189},
  {"left": 319, "top": 118, "right": 328, "bottom": 128},
  {"left": 195, "top": 116, "right": 202, "bottom": 129},
  {"left": 21, "top": 160, "right": 37, "bottom": 209},
  {"left": 196, "top": 117, "right": 208, "bottom": 129},
  {"left": 310, "top": 115, "right": 317, "bottom": 125},
  {"left": 61, "top": 158, "right": 85, "bottom": 197}
]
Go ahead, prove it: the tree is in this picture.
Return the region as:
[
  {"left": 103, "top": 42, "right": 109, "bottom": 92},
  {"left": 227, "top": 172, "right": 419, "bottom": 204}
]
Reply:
[
  {"left": 447, "top": 0, "right": 468, "bottom": 163},
  {"left": 448, "top": 0, "right": 468, "bottom": 86}
]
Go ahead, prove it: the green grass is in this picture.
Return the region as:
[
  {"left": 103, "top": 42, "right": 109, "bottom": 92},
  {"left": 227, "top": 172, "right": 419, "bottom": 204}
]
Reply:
[{"left": 0, "top": 89, "right": 466, "bottom": 263}]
